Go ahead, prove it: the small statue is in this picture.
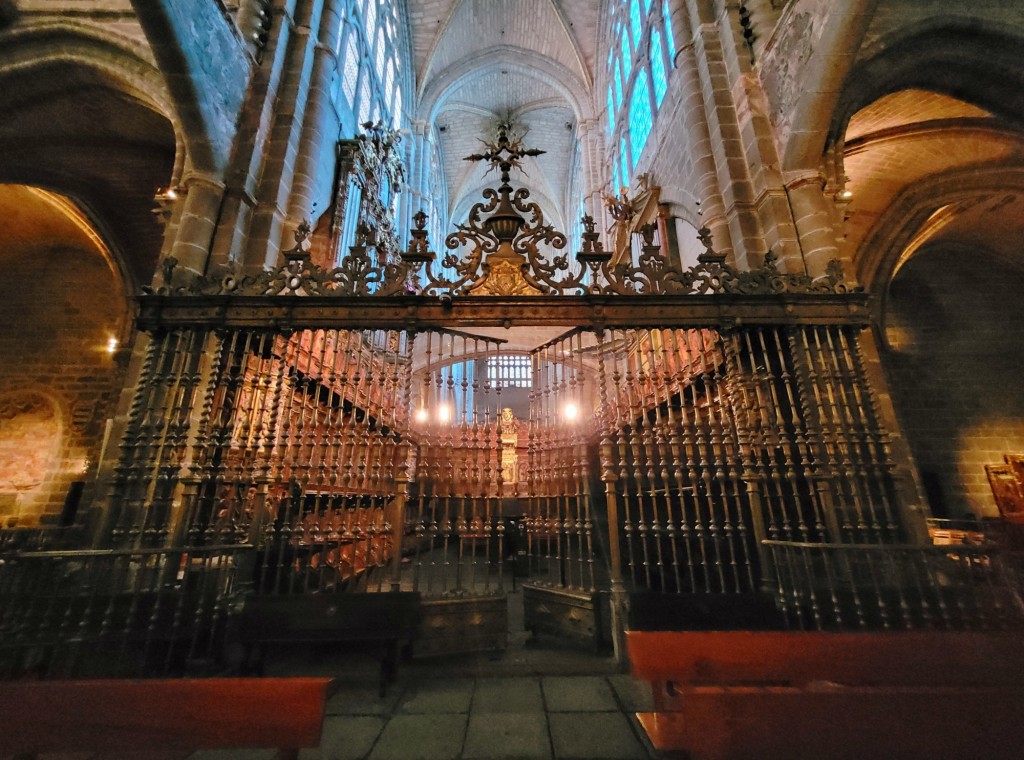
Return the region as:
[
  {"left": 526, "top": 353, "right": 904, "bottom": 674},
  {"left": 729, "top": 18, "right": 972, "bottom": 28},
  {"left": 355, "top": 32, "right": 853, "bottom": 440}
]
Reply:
[{"left": 499, "top": 407, "right": 519, "bottom": 437}]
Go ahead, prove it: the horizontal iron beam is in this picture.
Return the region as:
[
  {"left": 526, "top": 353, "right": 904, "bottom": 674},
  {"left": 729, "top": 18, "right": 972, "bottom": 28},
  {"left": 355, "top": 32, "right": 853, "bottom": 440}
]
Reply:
[{"left": 136, "top": 293, "right": 871, "bottom": 330}]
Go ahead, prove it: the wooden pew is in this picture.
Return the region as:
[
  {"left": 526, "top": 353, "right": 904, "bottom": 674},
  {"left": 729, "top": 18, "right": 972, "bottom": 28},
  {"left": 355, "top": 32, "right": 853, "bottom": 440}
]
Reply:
[
  {"left": 0, "top": 677, "right": 332, "bottom": 760},
  {"left": 628, "top": 630, "right": 1024, "bottom": 760},
  {"left": 239, "top": 591, "right": 421, "bottom": 696}
]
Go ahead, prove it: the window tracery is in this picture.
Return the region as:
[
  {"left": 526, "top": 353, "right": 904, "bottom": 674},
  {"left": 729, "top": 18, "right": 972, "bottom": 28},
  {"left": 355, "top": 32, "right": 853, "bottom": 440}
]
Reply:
[
  {"left": 605, "top": 0, "right": 675, "bottom": 188},
  {"left": 335, "top": 0, "right": 407, "bottom": 134}
]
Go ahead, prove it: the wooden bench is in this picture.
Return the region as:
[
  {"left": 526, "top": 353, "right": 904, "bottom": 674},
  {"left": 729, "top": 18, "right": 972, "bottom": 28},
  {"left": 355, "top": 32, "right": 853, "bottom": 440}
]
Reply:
[
  {"left": 628, "top": 630, "right": 1024, "bottom": 760},
  {"left": 0, "top": 677, "right": 331, "bottom": 760},
  {"left": 239, "top": 591, "right": 421, "bottom": 696}
]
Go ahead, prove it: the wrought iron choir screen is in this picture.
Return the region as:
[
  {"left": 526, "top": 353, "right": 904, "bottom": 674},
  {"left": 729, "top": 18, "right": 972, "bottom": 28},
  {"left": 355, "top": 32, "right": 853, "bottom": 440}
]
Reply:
[{"left": 6, "top": 122, "right": 1014, "bottom": 680}]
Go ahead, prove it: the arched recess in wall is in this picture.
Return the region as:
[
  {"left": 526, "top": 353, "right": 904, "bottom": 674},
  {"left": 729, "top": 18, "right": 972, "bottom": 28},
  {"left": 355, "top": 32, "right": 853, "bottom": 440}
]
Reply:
[
  {"left": 0, "top": 23, "right": 178, "bottom": 527},
  {"left": 0, "top": 22, "right": 181, "bottom": 285},
  {"left": 833, "top": 21, "right": 1024, "bottom": 143},
  {"left": 850, "top": 163, "right": 1024, "bottom": 523},
  {"left": 830, "top": 22, "right": 1024, "bottom": 522}
]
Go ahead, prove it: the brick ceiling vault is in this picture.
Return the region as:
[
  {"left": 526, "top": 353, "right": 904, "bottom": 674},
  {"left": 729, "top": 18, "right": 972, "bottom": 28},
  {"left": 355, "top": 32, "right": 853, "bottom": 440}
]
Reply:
[
  {"left": 839, "top": 87, "right": 1024, "bottom": 295},
  {"left": 408, "top": 0, "right": 599, "bottom": 231}
]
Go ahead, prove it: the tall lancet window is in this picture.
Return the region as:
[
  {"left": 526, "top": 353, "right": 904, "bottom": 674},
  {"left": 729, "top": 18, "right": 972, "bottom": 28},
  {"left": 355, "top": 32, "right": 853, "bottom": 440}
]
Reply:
[
  {"left": 604, "top": 0, "right": 676, "bottom": 187},
  {"left": 333, "top": 0, "right": 410, "bottom": 134},
  {"left": 330, "top": 0, "right": 414, "bottom": 258}
]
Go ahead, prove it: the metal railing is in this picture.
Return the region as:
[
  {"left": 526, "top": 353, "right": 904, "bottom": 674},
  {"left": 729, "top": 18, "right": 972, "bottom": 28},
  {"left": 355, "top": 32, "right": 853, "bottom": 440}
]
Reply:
[
  {"left": 765, "top": 539, "right": 1024, "bottom": 631},
  {"left": 0, "top": 544, "right": 250, "bottom": 679},
  {"left": 0, "top": 526, "right": 84, "bottom": 554}
]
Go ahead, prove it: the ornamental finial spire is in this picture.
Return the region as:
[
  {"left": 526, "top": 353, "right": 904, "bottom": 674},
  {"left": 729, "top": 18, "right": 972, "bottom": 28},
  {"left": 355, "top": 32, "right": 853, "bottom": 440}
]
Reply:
[{"left": 463, "top": 121, "right": 546, "bottom": 185}]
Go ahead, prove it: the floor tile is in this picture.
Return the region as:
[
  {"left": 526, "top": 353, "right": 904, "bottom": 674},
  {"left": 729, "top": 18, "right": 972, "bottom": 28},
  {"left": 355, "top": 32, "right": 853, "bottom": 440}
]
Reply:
[
  {"left": 326, "top": 684, "right": 404, "bottom": 715},
  {"left": 548, "top": 712, "right": 646, "bottom": 759},
  {"left": 462, "top": 713, "right": 551, "bottom": 759},
  {"left": 541, "top": 677, "right": 618, "bottom": 712},
  {"left": 300, "top": 716, "right": 386, "bottom": 760},
  {"left": 397, "top": 678, "right": 475, "bottom": 714},
  {"left": 367, "top": 714, "right": 467, "bottom": 760},
  {"left": 472, "top": 678, "right": 544, "bottom": 713}
]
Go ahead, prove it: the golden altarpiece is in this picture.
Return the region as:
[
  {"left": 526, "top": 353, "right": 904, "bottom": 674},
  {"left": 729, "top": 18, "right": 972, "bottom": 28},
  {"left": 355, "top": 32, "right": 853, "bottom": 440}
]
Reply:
[{"left": 4, "top": 122, "right": 1014, "bottom": 680}]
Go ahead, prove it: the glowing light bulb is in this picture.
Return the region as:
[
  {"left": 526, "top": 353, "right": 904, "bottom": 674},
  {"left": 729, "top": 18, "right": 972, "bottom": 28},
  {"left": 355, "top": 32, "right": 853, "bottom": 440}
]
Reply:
[
  {"left": 106, "top": 337, "right": 119, "bottom": 355},
  {"left": 564, "top": 402, "right": 579, "bottom": 421},
  {"left": 437, "top": 405, "right": 452, "bottom": 423},
  {"left": 840, "top": 190, "right": 853, "bottom": 200},
  {"left": 415, "top": 408, "right": 429, "bottom": 423}
]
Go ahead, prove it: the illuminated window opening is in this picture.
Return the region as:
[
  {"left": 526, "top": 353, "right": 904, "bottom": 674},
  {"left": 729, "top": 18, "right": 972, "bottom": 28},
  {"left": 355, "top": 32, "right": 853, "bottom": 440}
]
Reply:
[{"left": 487, "top": 355, "right": 532, "bottom": 389}]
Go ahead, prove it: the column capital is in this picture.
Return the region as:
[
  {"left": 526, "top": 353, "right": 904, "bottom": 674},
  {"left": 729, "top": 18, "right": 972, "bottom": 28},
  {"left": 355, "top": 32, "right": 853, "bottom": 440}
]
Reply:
[
  {"left": 782, "top": 169, "right": 825, "bottom": 191},
  {"left": 180, "top": 170, "right": 227, "bottom": 193}
]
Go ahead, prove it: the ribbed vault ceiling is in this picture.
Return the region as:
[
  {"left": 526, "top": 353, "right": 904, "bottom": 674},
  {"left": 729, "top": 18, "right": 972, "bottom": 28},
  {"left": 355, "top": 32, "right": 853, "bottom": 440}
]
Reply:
[{"left": 408, "top": 0, "right": 599, "bottom": 233}]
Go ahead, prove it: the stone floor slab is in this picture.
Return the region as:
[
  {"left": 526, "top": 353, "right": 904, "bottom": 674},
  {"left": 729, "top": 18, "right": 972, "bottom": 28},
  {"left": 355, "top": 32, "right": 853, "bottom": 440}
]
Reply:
[
  {"left": 548, "top": 712, "right": 646, "bottom": 760},
  {"left": 397, "top": 679, "right": 475, "bottom": 714},
  {"left": 462, "top": 713, "right": 551, "bottom": 759},
  {"left": 472, "top": 678, "right": 544, "bottom": 713},
  {"left": 541, "top": 677, "right": 618, "bottom": 712},
  {"left": 326, "top": 685, "right": 405, "bottom": 715},
  {"left": 607, "top": 674, "right": 654, "bottom": 712},
  {"left": 300, "top": 716, "right": 386, "bottom": 760},
  {"left": 367, "top": 714, "right": 467, "bottom": 760},
  {"left": 186, "top": 751, "right": 278, "bottom": 760}
]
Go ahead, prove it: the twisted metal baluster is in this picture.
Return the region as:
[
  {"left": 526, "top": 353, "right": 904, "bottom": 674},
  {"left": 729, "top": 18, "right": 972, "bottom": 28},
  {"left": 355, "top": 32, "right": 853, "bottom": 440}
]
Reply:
[
  {"left": 722, "top": 330, "right": 763, "bottom": 590},
  {"left": 663, "top": 329, "right": 695, "bottom": 592},
  {"left": 642, "top": 331, "right": 670, "bottom": 591},
  {"left": 779, "top": 328, "right": 827, "bottom": 540}
]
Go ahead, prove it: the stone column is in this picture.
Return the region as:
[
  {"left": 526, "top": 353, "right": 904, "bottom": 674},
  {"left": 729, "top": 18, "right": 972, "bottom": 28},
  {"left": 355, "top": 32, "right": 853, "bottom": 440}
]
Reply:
[
  {"left": 668, "top": 0, "right": 737, "bottom": 261},
  {"left": 170, "top": 172, "right": 226, "bottom": 276},
  {"left": 784, "top": 170, "right": 841, "bottom": 278},
  {"left": 576, "top": 119, "right": 605, "bottom": 225},
  {"left": 404, "top": 119, "right": 432, "bottom": 228},
  {"left": 284, "top": 0, "right": 345, "bottom": 244},
  {"left": 247, "top": 0, "right": 323, "bottom": 269}
]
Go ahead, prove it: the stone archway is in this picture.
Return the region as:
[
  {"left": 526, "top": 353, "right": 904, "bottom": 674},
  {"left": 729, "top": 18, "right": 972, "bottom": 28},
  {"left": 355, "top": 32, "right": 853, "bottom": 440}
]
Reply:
[
  {"left": 883, "top": 240, "right": 1024, "bottom": 519},
  {"left": 0, "top": 185, "right": 132, "bottom": 527}
]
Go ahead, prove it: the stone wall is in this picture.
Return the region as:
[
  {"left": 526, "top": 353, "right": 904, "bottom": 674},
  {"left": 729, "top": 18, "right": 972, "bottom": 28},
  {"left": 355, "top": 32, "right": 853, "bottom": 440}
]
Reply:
[
  {"left": 0, "top": 237, "right": 128, "bottom": 526},
  {"left": 884, "top": 244, "right": 1024, "bottom": 519}
]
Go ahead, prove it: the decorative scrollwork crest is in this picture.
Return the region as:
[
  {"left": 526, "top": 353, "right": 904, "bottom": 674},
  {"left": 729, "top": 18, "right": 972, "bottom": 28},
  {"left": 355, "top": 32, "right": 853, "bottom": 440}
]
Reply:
[{"left": 154, "top": 124, "right": 855, "bottom": 299}]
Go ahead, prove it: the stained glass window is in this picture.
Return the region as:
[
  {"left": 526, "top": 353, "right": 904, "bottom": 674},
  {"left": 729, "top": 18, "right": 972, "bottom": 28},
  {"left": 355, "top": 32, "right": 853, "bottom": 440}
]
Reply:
[
  {"left": 392, "top": 87, "right": 402, "bottom": 128},
  {"left": 651, "top": 27, "right": 667, "bottom": 106},
  {"left": 342, "top": 35, "right": 358, "bottom": 104},
  {"left": 365, "top": 0, "right": 376, "bottom": 41},
  {"left": 629, "top": 71, "right": 652, "bottom": 165},
  {"left": 663, "top": 0, "right": 675, "bottom": 61},
  {"left": 629, "top": 0, "right": 643, "bottom": 46},
  {"left": 606, "top": 0, "right": 673, "bottom": 190},
  {"left": 613, "top": 60, "right": 623, "bottom": 109},
  {"left": 338, "top": 1, "right": 406, "bottom": 132}
]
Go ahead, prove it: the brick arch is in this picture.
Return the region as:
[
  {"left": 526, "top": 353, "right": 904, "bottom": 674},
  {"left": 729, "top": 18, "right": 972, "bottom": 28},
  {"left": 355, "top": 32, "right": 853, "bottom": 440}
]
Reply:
[
  {"left": 882, "top": 239, "right": 1024, "bottom": 519},
  {"left": 856, "top": 166, "right": 1024, "bottom": 326},
  {"left": 830, "top": 20, "right": 1024, "bottom": 152},
  {"left": 0, "top": 21, "right": 179, "bottom": 287},
  {"left": 0, "top": 21, "right": 183, "bottom": 152}
]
